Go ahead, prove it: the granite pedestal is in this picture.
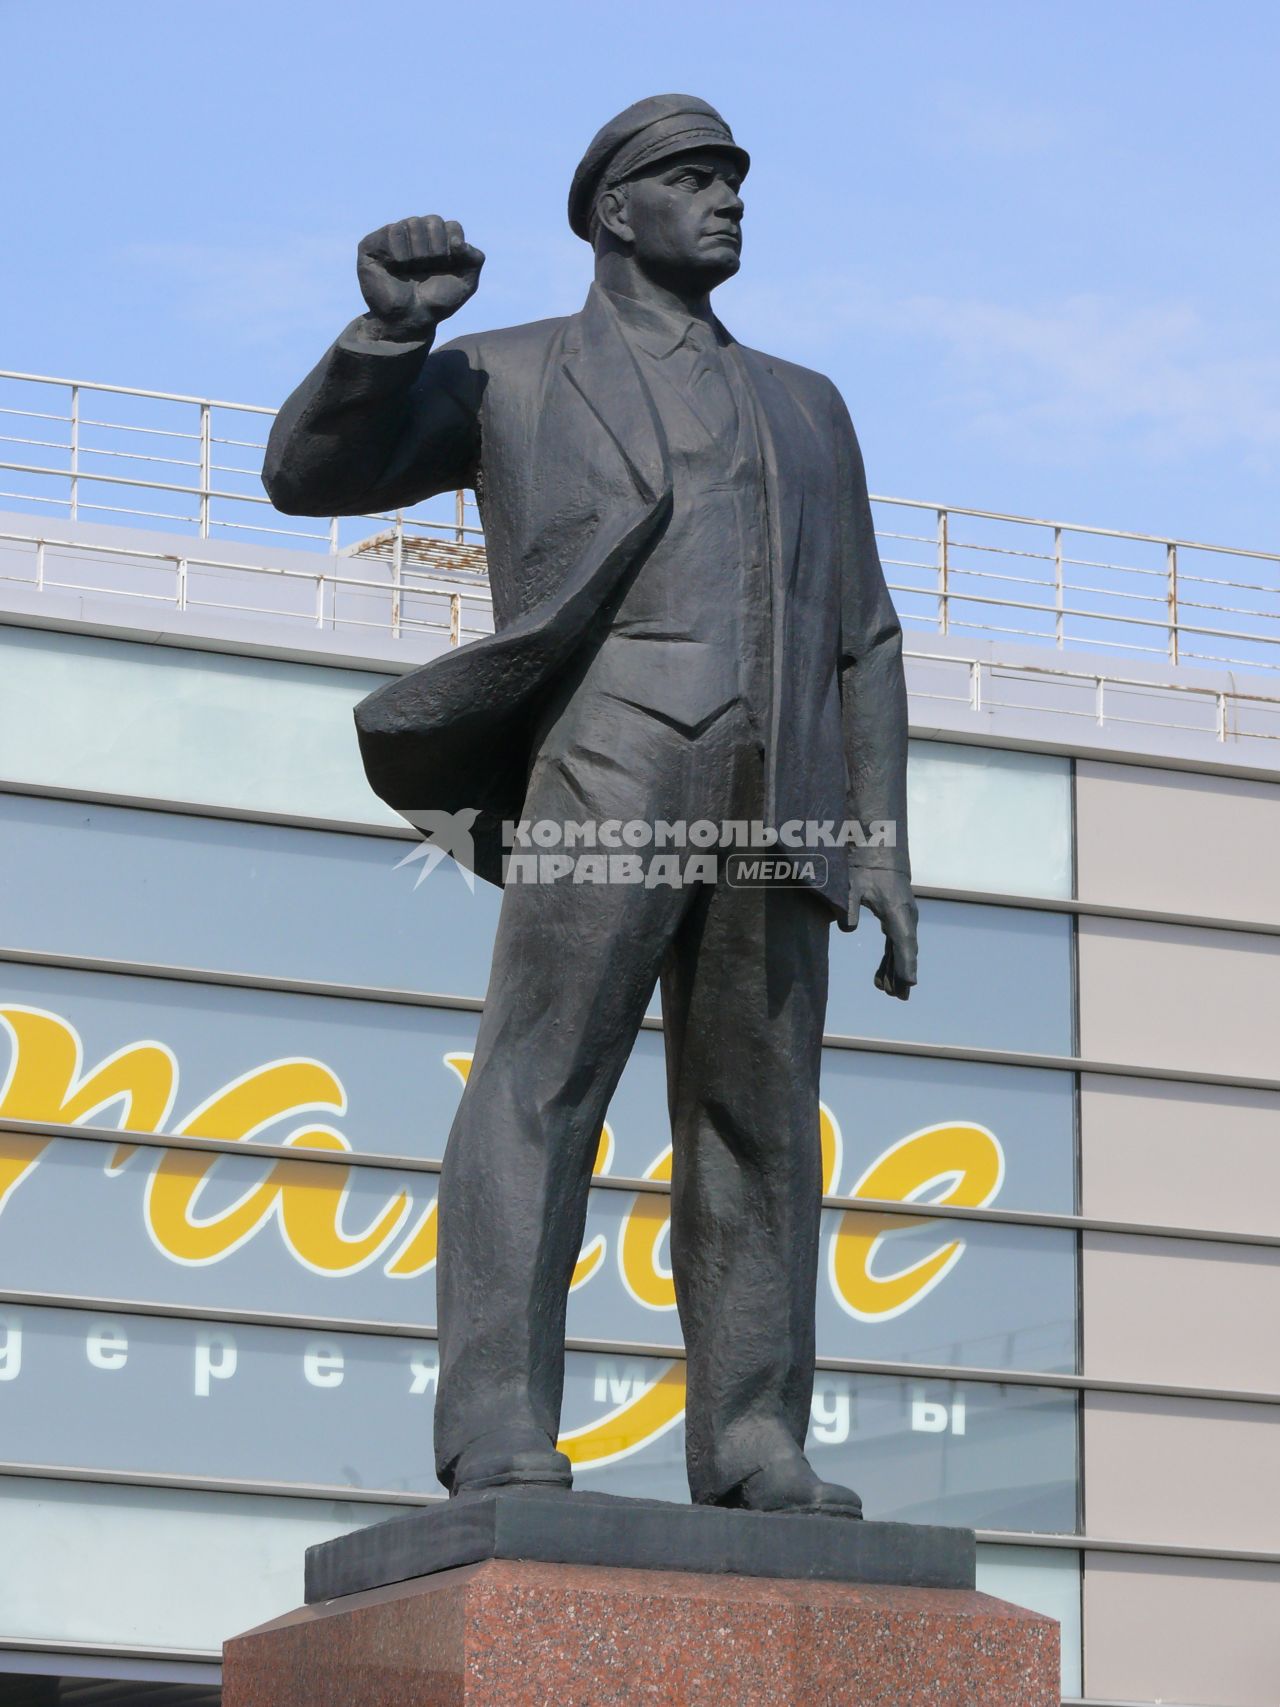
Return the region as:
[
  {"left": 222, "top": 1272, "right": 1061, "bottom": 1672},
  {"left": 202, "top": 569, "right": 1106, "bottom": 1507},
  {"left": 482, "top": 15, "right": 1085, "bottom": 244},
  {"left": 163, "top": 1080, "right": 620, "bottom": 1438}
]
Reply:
[{"left": 222, "top": 1493, "right": 1060, "bottom": 1705}]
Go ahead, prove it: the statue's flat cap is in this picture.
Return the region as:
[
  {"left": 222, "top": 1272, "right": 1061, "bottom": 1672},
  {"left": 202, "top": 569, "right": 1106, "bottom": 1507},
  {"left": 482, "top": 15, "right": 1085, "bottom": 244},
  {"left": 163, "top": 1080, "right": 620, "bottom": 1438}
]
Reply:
[{"left": 568, "top": 94, "right": 749, "bottom": 242}]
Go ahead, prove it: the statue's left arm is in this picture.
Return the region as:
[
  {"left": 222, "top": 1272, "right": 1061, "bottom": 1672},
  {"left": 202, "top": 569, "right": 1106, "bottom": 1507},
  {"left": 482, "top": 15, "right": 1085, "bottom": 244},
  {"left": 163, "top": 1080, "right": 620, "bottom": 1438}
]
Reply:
[{"left": 830, "top": 384, "right": 918, "bottom": 997}]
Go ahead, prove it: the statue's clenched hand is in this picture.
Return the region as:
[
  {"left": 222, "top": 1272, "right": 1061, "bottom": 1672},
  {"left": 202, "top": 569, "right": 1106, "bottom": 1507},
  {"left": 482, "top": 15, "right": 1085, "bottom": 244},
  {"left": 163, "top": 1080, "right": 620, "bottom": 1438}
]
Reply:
[
  {"left": 356, "top": 216, "right": 485, "bottom": 342},
  {"left": 849, "top": 868, "right": 918, "bottom": 1001}
]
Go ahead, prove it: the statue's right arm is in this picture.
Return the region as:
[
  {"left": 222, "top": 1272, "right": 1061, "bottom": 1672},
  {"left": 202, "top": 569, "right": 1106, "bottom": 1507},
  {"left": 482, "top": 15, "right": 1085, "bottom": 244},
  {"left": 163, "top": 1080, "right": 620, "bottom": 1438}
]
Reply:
[
  {"left": 262, "top": 216, "right": 486, "bottom": 517},
  {"left": 262, "top": 324, "right": 481, "bottom": 516}
]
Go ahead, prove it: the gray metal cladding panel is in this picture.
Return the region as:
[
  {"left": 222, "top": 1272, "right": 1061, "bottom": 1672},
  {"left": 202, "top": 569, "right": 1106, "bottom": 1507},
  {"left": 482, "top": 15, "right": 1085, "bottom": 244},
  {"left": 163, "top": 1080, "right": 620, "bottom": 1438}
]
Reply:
[
  {"left": 1078, "top": 914, "right": 1280, "bottom": 1077},
  {"left": 1080, "top": 1073, "right": 1280, "bottom": 1237},
  {"left": 1082, "top": 1553, "right": 1280, "bottom": 1706},
  {"left": 1083, "top": 1231, "right": 1280, "bottom": 1392},
  {"left": 1084, "top": 1391, "right": 1280, "bottom": 1555},
  {"left": 1076, "top": 758, "right": 1280, "bottom": 925}
]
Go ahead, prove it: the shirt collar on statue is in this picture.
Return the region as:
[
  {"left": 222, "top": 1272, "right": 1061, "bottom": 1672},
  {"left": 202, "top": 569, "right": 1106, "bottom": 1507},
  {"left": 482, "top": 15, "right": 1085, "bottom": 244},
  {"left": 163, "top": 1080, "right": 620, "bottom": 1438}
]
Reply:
[{"left": 600, "top": 285, "right": 730, "bottom": 361}]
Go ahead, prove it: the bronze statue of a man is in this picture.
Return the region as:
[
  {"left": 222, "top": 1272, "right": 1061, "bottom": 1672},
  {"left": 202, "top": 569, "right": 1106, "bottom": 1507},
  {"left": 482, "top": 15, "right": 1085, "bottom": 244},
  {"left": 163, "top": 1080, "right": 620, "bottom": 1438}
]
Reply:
[{"left": 265, "top": 94, "right": 918, "bottom": 1517}]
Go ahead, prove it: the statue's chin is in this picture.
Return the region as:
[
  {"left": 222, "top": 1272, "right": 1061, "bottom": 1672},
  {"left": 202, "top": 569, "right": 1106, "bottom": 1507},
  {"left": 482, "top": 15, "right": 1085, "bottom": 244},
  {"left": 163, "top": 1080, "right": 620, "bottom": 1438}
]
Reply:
[
  {"left": 626, "top": 247, "right": 742, "bottom": 301},
  {"left": 665, "top": 253, "right": 742, "bottom": 294}
]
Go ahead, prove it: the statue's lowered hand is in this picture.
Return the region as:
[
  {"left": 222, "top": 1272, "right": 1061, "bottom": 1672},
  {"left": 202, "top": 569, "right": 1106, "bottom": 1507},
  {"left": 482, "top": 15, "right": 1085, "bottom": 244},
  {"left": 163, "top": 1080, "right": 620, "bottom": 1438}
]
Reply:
[
  {"left": 357, "top": 216, "right": 485, "bottom": 342},
  {"left": 849, "top": 867, "right": 918, "bottom": 1001}
]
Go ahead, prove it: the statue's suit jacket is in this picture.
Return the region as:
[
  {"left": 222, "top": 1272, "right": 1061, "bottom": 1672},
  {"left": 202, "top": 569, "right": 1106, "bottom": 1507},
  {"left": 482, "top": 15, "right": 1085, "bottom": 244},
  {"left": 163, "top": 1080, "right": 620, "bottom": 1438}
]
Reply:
[{"left": 263, "top": 286, "right": 910, "bottom": 920}]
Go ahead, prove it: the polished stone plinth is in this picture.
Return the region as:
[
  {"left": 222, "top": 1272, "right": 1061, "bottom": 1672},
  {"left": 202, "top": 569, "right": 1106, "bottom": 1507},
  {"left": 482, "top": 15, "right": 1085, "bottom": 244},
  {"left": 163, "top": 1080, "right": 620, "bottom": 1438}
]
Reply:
[{"left": 223, "top": 1557, "right": 1060, "bottom": 1705}]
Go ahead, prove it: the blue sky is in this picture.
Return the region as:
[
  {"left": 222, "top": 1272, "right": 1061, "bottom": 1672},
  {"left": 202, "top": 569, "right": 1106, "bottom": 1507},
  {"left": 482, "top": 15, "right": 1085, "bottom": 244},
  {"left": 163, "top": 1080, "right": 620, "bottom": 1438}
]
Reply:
[{"left": 2, "top": 0, "right": 1277, "bottom": 548}]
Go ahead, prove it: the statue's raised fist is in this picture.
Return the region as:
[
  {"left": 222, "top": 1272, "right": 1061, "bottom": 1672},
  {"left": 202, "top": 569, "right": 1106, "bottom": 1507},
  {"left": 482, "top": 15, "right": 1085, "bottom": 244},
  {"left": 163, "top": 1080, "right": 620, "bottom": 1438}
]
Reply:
[{"left": 357, "top": 217, "right": 484, "bottom": 341}]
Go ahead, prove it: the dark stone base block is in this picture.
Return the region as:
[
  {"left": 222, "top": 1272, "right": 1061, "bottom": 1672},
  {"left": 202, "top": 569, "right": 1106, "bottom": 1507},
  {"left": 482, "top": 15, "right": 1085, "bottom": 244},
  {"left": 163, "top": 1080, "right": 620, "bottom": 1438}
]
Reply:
[
  {"left": 224, "top": 1558, "right": 1060, "bottom": 1706},
  {"left": 304, "top": 1490, "right": 976, "bottom": 1603}
]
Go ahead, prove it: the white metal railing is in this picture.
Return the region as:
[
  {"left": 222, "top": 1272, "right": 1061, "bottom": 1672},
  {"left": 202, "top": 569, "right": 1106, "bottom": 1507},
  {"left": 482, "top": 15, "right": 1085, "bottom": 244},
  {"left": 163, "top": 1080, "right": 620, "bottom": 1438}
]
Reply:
[
  {"left": 0, "top": 366, "right": 484, "bottom": 567},
  {"left": 4, "top": 367, "right": 1280, "bottom": 739},
  {"left": 875, "top": 495, "right": 1280, "bottom": 676},
  {"left": 0, "top": 527, "right": 495, "bottom": 648},
  {"left": 907, "top": 649, "right": 1280, "bottom": 747}
]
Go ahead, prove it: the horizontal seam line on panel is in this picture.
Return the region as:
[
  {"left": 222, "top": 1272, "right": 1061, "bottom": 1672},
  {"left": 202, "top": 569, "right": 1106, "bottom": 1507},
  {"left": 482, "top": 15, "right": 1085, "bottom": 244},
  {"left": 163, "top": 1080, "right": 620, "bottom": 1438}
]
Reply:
[
  {"left": 5, "top": 943, "right": 1279, "bottom": 1092},
  {"left": 1, "top": 1293, "right": 1276, "bottom": 1407},
  {"left": 1065, "top": 1700, "right": 1224, "bottom": 1707},
  {"left": 1065, "top": 1700, "right": 1226, "bottom": 1707},
  {"left": 0, "top": 1116, "right": 451, "bottom": 1173},
  {"left": 905, "top": 722, "right": 1280, "bottom": 787},
  {"left": 0, "top": 1460, "right": 438, "bottom": 1505},
  {"left": 5, "top": 783, "right": 1280, "bottom": 939},
  {"left": 0, "top": 1638, "right": 221, "bottom": 1666},
  {"left": 0, "top": 778, "right": 416, "bottom": 840},
  {"left": 0, "top": 944, "right": 488, "bottom": 1013},
  {"left": 914, "top": 884, "right": 1280, "bottom": 939},
  {"left": 0, "top": 1465, "right": 1272, "bottom": 1569},
  {"left": 0, "top": 1648, "right": 214, "bottom": 1667},
  {"left": 819, "top": 1034, "right": 1280, "bottom": 1094},
  {"left": 975, "top": 1530, "right": 1280, "bottom": 1567},
  {"left": 0, "top": 607, "right": 407, "bottom": 681},
  {"left": 7, "top": 1117, "right": 1278, "bottom": 1247}
]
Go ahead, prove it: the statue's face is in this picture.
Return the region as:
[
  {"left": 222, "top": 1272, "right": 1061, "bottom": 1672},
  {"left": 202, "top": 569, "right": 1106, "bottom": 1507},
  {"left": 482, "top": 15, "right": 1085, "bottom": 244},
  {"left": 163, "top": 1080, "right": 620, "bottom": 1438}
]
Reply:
[{"left": 608, "top": 147, "right": 745, "bottom": 288}]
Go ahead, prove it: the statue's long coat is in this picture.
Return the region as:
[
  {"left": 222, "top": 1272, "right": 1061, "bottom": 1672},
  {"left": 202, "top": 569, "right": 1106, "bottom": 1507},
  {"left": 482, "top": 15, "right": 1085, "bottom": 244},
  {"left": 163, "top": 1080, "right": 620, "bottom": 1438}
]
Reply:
[{"left": 263, "top": 287, "right": 909, "bottom": 919}]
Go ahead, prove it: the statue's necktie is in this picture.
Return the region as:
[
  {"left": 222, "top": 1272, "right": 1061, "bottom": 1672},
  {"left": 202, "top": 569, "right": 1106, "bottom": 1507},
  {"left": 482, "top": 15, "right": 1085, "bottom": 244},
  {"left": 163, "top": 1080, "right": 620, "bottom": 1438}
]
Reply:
[{"left": 682, "top": 325, "right": 739, "bottom": 442}]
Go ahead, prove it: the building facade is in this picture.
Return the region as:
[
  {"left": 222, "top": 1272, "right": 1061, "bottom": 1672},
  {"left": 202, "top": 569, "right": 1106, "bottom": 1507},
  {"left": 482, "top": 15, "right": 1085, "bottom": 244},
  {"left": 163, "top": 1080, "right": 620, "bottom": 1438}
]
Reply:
[{"left": 0, "top": 369, "right": 1277, "bottom": 1705}]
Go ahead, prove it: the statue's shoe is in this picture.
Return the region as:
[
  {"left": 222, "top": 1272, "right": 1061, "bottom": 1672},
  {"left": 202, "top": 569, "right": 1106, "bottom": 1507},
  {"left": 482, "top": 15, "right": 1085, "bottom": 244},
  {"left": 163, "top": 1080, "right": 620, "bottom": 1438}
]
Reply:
[
  {"left": 709, "top": 1455, "right": 864, "bottom": 1519},
  {"left": 448, "top": 1427, "right": 573, "bottom": 1495}
]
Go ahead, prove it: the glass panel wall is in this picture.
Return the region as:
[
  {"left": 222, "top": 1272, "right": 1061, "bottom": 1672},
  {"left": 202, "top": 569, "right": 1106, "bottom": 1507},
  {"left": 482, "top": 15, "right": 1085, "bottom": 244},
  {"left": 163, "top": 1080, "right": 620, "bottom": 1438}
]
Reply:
[
  {"left": 0, "top": 756, "right": 1083, "bottom": 1693},
  {"left": 0, "top": 1309, "right": 1076, "bottom": 1533}
]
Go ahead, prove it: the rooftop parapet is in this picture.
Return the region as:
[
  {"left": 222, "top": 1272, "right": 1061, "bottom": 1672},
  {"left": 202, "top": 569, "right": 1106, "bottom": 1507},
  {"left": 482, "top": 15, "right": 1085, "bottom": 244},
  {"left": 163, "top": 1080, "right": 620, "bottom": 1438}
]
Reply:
[{"left": 2, "top": 367, "right": 1279, "bottom": 772}]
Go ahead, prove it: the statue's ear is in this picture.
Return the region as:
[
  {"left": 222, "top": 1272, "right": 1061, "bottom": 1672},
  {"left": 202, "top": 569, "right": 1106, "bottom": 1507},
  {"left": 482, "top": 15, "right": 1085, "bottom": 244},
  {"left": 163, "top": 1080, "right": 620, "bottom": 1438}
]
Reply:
[{"left": 594, "top": 184, "right": 632, "bottom": 247}]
